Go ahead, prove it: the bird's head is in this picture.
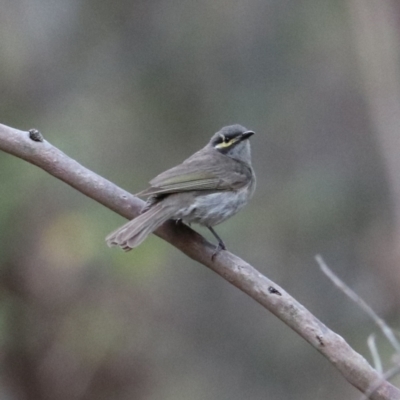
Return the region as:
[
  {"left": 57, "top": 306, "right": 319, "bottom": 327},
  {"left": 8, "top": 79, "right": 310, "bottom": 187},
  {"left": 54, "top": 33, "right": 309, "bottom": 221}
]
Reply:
[{"left": 209, "top": 124, "right": 255, "bottom": 164}]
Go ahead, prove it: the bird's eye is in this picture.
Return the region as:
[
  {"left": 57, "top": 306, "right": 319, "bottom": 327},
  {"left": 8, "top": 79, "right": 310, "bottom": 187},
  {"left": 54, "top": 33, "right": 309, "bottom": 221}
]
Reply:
[{"left": 219, "top": 134, "right": 227, "bottom": 143}]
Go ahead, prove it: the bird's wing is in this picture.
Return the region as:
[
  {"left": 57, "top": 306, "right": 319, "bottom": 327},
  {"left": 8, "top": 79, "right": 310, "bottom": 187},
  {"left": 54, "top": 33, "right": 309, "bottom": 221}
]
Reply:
[{"left": 136, "top": 150, "right": 251, "bottom": 197}]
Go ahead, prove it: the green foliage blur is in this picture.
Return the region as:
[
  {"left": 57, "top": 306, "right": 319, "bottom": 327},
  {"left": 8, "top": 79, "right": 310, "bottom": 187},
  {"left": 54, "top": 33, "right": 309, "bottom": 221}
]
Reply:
[{"left": 0, "top": 1, "right": 399, "bottom": 399}]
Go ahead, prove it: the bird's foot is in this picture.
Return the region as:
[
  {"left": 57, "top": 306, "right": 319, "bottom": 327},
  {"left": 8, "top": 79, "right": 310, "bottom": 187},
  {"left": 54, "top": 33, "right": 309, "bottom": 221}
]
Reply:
[
  {"left": 211, "top": 240, "right": 226, "bottom": 261},
  {"left": 207, "top": 227, "right": 227, "bottom": 260},
  {"left": 175, "top": 219, "right": 191, "bottom": 227}
]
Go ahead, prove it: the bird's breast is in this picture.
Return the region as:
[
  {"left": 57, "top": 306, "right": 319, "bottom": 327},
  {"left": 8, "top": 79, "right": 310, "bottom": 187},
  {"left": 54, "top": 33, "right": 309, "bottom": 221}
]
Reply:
[{"left": 176, "top": 184, "right": 254, "bottom": 227}]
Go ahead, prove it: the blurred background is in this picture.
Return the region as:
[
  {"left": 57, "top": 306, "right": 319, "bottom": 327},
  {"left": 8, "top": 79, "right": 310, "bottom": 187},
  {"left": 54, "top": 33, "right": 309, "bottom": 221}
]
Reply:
[{"left": 1, "top": 0, "right": 400, "bottom": 399}]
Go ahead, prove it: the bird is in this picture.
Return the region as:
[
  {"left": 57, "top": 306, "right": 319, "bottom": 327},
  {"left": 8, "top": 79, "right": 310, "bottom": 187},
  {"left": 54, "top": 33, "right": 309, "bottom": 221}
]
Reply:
[{"left": 106, "top": 124, "right": 256, "bottom": 255}]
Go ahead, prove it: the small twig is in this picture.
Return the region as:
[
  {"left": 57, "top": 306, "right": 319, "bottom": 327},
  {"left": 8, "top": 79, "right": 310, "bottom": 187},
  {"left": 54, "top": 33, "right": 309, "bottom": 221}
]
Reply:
[
  {"left": 316, "top": 255, "right": 400, "bottom": 353},
  {"left": 316, "top": 255, "right": 400, "bottom": 398},
  {"left": 368, "top": 334, "right": 383, "bottom": 374}
]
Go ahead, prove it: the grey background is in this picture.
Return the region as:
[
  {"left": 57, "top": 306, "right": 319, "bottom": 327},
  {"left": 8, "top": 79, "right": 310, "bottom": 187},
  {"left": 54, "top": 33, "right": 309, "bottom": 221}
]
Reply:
[{"left": 1, "top": 1, "right": 400, "bottom": 399}]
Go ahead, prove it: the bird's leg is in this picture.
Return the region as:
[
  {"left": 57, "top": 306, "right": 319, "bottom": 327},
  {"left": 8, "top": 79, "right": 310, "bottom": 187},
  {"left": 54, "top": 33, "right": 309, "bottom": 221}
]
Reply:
[
  {"left": 175, "top": 218, "right": 191, "bottom": 227},
  {"left": 208, "top": 227, "right": 226, "bottom": 259}
]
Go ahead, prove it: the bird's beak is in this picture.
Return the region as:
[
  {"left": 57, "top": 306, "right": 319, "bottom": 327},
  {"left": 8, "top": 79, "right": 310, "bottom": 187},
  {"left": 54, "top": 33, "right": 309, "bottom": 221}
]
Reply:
[{"left": 241, "top": 131, "right": 255, "bottom": 140}]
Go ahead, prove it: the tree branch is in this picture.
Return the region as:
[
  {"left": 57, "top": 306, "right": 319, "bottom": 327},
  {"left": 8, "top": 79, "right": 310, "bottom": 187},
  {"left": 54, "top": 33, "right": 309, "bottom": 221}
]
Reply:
[{"left": 1, "top": 123, "right": 399, "bottom": 400}]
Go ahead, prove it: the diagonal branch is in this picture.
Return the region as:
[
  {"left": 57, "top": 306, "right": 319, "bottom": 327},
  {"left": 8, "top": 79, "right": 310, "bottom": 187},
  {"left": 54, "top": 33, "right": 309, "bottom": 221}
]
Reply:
[{"left": 0, "top": 123, "right": 399, "bottom": 400}]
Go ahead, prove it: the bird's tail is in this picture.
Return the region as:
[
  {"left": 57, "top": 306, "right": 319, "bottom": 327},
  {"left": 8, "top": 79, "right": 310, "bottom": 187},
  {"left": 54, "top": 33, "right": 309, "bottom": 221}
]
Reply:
[{"left": 105, "top": 203, "right": 175, "bottom": 251}]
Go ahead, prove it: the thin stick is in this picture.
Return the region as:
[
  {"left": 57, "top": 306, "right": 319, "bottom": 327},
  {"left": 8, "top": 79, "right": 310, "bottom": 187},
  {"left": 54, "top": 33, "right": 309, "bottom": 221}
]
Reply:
[
  {"left": 368, "top": 334, "right": 383, "bottom": 374},
  {"left": 316, "top": 255, "right": 400, "bottom": 353}
]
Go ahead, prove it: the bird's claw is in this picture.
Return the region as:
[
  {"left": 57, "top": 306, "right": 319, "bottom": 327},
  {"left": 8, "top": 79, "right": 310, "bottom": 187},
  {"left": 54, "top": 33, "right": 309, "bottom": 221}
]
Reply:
[{"left": 211, "top": 241, "right": 226, "bottom": 261}]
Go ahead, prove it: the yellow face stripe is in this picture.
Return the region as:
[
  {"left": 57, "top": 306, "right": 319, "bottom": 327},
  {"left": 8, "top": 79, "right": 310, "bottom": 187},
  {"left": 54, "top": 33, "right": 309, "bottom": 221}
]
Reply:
[{"left": 215, "top": 136, "right": 240, "bottom": 149}]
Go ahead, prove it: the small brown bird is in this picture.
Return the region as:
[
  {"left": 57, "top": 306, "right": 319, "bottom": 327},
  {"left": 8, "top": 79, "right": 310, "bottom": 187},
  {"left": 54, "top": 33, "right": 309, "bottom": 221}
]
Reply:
[{"left": 106, "top": 124, "right": 256, "bottom": 253}]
